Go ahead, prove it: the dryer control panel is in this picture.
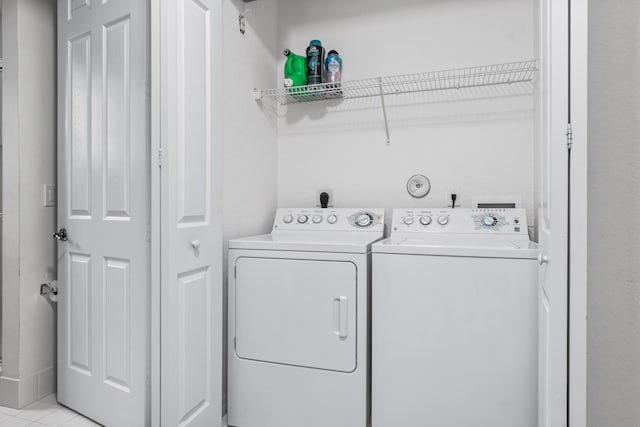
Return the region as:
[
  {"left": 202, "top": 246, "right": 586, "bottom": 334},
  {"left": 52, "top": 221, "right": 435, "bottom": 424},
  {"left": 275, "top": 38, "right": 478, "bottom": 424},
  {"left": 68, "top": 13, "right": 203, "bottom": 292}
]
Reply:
[
  {"left": 391, "top": 208, "right": 528, "bottom": 235},
  {"left": 273, "top": 208, "right": 385, "bottom": 232}
]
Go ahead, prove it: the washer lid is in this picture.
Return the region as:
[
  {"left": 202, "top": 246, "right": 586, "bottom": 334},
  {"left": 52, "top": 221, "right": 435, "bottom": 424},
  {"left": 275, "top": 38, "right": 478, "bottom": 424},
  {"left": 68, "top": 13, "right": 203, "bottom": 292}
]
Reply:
[
  {"left": 230, "top": 232, "right": 384, "bottom": 254},
  {"left": 372, "top": 235, "right": 539, "bottom": 259}
]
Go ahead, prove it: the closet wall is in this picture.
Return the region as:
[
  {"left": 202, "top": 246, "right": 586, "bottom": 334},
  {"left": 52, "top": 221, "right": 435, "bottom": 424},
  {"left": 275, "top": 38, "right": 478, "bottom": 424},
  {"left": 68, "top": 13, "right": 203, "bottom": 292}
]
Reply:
[
  {"left": 587, "top": 0, "right": 640, "bottom": 425},
  {"left": 222, "top": 0, "right": 279, "bottom": 245},
  {"left": 276, "top": 0, "right": 536, "bottom": 224},
  {"left": 221, "top": 0, "right": 280, "bottom": 408},
  {"left": 220, "top": 0, "right": 537, "bottom": 233}
]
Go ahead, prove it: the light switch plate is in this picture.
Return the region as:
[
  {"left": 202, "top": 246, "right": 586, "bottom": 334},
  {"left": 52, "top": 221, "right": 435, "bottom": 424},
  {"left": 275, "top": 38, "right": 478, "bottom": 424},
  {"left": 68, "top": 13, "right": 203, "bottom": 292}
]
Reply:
[{"left": 44, "top": 184, "right": 57, "bottom": 207}]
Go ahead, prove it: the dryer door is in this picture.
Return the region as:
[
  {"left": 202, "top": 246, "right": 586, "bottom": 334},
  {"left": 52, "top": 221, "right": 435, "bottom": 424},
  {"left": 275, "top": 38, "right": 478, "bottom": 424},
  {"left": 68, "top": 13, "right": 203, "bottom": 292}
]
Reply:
[{"left": 234, "top": 257, "right": 357, "bottom": 373}]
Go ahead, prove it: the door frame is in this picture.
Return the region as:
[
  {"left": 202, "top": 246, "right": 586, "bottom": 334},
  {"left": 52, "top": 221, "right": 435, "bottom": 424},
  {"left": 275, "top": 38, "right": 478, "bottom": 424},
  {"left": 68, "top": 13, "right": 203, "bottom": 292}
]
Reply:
[
  {"left": 146, "top": 1, "right": 590, "bottom": 426},
  {"left": 150, "top": 0, "right": 162, "bottom": 425},
  {"left": 568, "top": 1, "right": 588, "bottom": 426}
]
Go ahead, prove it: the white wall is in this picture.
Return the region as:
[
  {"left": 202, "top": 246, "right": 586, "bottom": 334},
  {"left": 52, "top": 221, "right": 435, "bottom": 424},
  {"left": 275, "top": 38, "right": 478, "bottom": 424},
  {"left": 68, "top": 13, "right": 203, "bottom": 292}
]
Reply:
[
  {"left": 222, "top": 0, "right": 279, "bottom": 410},
  {"left": 1, "top": 0, "right": 56, "bottom": 408},
  {"left": 222, "top": 1, "right": 279, "bottom": 242},
  {"left": 587, "top": 1, "right": 640, "bottom": 425},
  {"left": 275, "top": 0, "right": 535, "bottom": 227}
]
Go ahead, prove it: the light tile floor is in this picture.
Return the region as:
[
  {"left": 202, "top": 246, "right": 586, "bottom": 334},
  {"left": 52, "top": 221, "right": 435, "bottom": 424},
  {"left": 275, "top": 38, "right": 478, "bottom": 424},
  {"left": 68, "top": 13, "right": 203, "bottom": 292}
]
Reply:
[{"left": 0, "top": 395, "right": 100, "bottom": 427}]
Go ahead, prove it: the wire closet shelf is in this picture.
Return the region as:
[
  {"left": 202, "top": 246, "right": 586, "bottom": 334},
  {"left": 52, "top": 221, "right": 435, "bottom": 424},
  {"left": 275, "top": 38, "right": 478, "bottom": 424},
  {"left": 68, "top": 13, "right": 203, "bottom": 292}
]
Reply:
[{"left": 254, "top": 60, "right": 537, "bottom": 105}]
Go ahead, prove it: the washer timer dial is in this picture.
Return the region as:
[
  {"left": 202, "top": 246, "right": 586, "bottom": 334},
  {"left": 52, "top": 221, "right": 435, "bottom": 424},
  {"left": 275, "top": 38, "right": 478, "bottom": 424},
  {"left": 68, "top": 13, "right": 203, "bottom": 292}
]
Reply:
[{"left": 483, "top": 215, "right": 498, "bottom": 227}]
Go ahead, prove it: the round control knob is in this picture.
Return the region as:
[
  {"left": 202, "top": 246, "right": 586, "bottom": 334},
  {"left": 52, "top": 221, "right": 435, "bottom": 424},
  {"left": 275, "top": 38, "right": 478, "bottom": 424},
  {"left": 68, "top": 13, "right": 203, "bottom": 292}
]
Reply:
[
  {"left": 483, "top": 216, "right": 498, "bottom": 227},
  {"left": 403, "top": 216, "right": 415, "bottom": 225},
  {"left": 419, "top": 216, "right": 432, "bottom": 226},
  {"left": 327, "top": 214, "right": 338, "bottom": 224},
  {"left": 283, "top": 214, "right": 294, "bottom": 224},
  {"left": 312, "top": 215, "right": 323, "bottom": 224},
  {"left": 356, "top": 213, "right": 373, "bottom": 228},
  {"left": 437, "top": 216, "right": 449, "bottom": 226},
  {"left": 297, "top": 214, "right": 309, "bottom": 224}
]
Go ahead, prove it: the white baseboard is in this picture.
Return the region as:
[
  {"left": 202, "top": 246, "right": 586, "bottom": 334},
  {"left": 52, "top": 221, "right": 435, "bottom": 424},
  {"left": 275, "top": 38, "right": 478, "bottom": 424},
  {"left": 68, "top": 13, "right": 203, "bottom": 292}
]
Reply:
[{"left": 0, "top": 366, "right": 56, "bottom": 408}]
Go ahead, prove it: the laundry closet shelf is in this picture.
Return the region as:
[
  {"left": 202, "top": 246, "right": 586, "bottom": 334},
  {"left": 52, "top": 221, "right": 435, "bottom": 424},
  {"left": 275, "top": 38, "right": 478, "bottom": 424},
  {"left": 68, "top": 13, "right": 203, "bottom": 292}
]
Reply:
[
  {"left": 253, "top": 59, "right": 537, "bottom": 145},
  {"left": 254, "top": 60, "right": 537, "bottom": 105}
]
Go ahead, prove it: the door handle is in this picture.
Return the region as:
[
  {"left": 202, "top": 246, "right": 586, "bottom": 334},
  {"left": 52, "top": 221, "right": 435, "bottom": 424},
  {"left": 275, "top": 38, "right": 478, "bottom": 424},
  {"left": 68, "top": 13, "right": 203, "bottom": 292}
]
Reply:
[
  {"left": 332, "top": 296, "right": 349, "bottom": 339},
  {"left": 537, "top": 253, "right": 549, "bottom": 265},
  {"left": 53, "top": 228, "right": 68, "bottom": 241}
]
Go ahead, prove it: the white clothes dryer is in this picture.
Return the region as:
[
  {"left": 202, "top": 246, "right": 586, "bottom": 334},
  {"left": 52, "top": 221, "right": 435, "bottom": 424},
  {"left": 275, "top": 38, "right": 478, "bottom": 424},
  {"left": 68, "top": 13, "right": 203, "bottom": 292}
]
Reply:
[
  {"left": 227, "top": 208, "right": 385, "bottom": 427},
  {"left": 371, "top": 208, "right": 539, "bottom": 427}
]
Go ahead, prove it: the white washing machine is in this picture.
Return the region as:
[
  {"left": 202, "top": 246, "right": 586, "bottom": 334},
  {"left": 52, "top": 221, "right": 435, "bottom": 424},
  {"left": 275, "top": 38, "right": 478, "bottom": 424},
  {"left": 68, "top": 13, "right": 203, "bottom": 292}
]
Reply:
[
  {"left": 371, "top": 208, "right": 539, "bottom": 427},
  {"left": 228, "top": 208, "right": 385, "bottom": 427}
]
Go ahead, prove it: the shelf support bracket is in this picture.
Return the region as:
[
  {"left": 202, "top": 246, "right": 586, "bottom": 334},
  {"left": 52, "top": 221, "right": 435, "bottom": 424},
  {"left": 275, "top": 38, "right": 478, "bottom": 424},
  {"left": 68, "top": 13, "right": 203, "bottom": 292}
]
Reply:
[{"left": 377, "top": 77, "right": 391, "bottom": 145}]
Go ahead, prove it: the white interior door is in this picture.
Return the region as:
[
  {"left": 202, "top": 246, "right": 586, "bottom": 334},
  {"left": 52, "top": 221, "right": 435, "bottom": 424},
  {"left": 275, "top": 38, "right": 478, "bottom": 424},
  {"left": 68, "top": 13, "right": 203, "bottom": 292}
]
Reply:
[
  {"left": 159, "top": 0, "right": 223, "bottom": 425},
  {"left": 57, "top": 0, "right": 149, "bottom": 425},
  {"left": 537, "top": 0, "right": 569, "bottom": 425}
]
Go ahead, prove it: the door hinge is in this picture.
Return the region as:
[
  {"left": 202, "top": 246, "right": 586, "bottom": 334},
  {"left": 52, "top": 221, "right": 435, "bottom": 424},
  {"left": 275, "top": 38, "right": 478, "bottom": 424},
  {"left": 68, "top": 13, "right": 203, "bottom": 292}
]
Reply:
[
  {"left": 157, "top": 148, "right": 164, "bottom": 167},
  {"left": 566, "top": 123, "right": 573, "bottom": 150}
]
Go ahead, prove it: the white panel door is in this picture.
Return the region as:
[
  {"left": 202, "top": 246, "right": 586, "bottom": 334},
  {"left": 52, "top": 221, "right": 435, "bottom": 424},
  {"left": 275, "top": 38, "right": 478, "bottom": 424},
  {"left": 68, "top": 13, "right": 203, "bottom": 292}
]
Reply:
[
  {"left": 57, "top": 0, "right": 149, "bottom": 425},
  {"left": 159, "top": 0, "right": 223, "bottom": 425},
  {"left": 537, "top": 0, "right": 569, "bottom": 425}
]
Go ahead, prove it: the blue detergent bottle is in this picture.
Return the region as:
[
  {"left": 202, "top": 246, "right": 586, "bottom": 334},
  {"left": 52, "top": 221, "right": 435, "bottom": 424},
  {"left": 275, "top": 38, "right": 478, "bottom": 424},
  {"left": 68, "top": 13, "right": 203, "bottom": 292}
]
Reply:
[{"left": 325, "top": 50, "right": 342, "bottom": 86}]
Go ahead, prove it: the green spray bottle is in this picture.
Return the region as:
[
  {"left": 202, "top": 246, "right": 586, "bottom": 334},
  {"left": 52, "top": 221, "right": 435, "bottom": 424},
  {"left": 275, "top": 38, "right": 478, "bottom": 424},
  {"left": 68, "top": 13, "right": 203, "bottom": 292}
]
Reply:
[{"left": 283, "top": 49, "right": 307, "bottom": 89}]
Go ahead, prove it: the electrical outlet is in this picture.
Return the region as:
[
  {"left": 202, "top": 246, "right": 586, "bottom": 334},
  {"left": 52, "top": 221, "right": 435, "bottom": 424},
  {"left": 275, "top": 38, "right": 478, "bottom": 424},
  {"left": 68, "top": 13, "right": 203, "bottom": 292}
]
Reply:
[
  {"left": 316, "top": 189, "right": 334, "bottom": 208},
  {"left": 447, "top": 186, "right": 461, "bottom": 208}
]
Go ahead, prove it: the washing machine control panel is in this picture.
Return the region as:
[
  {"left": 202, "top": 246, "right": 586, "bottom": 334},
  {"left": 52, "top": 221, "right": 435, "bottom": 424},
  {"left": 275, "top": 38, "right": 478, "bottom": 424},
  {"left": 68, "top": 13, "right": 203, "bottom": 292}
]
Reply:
[
  {"left": 273, "top": 208, "right": 385, "bottom": 232},
  {"left": 392, "top": 208, "right": 529, "bottom": 235}
]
